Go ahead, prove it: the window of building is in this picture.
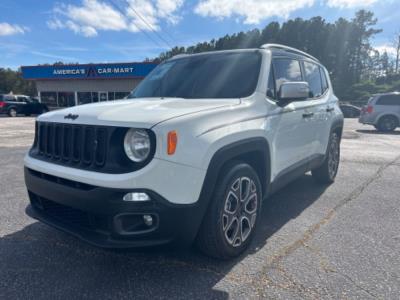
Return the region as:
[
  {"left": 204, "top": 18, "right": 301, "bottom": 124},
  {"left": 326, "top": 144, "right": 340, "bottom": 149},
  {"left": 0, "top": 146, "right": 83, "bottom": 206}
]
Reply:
[
  {"left": 78, "top": 92, "right": 92, "bottom": 105},
  {"left": 303, "top": 61, "right": 322, "bottom": 98},
  {"left": 108, "top": 92, "right": 115, "bottom": 101},
  {"left": 41, "top": 92, "right": 57, "bottom": 107},
  {"left": 58, "top": 92, "right": 75, "bottom": 107},
  {"left": 115, "top": 92, "right": 130, "bottom": 99},
  {"left": 272, "top": 58, "right": 302, "bottom": 92},
  {"left": 92, "top": 92, "right": 99, "bottom": 102}
]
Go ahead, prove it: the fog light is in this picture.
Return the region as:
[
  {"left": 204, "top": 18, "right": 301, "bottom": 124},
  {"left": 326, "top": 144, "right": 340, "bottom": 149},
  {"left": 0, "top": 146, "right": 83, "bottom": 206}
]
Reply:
[
  {"left": 123, "top": 192, "right": 150, "bottom": 202},
  {"left": 143, "top": 215, "right": 153, "bottom": 226}
]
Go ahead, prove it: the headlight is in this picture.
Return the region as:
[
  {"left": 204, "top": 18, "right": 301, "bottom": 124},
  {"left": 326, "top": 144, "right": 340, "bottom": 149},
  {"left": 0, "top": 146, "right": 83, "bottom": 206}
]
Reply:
[{"left": 124, "top": 129, "right": 151, "bottom": 162}]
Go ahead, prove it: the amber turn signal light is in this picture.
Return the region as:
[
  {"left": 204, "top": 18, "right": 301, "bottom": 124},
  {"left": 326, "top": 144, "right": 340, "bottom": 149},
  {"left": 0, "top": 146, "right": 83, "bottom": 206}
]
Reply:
[{"left": 167, "top": 131, "right": 178, "bottom": 155}]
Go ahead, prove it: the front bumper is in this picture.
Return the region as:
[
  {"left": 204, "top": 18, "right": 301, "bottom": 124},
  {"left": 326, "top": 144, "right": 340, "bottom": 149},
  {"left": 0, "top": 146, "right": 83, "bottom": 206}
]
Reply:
[{"left": 25, "top": 167, "right": 206, "bottom": 248}]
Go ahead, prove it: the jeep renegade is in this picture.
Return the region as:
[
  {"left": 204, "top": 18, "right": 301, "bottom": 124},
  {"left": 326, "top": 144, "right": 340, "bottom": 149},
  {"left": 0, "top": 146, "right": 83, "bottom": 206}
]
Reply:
[{"left": 24, "top": 44, "right": 344, "bottom": 259}]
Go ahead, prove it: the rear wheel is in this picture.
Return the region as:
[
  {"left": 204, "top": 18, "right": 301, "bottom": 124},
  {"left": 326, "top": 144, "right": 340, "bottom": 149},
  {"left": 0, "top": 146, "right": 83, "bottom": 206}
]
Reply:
[
  {"left": 312, "top": 132, "right": 340, "bottom": 184},
  {"left": 39, "top": 108, "right": 48, "bottom": 115},
  {"left": 377, "top": 115, "right": 398, "bottom": 132},
  {"left": 196, "top": 162, "right": 262, "bottom": 259},
  {"left": 8, "top": 108, "right": 17, "bottom": 117}
]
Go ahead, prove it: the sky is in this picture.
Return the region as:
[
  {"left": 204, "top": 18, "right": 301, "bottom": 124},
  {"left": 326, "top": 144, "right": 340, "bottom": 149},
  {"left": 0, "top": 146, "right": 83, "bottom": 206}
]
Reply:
[{"left": 0, "top": 0, "right": 399, "bottom": 69}]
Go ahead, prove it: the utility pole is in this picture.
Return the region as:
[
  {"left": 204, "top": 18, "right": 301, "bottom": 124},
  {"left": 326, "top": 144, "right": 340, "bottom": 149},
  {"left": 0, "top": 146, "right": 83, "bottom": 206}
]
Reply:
[{"left": 396, "top": 34, "right": 400, "bottom": 73}]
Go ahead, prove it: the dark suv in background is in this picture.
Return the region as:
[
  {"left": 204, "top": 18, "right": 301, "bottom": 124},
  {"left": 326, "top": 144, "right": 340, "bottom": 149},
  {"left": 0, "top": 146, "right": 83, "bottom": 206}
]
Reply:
[{"left": 0, "top": 94, "right": 48, "bottom": 117}]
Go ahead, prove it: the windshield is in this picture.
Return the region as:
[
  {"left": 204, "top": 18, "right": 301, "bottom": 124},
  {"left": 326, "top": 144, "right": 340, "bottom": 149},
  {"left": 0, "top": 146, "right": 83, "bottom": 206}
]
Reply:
[{"left": 128, "top": 52, "right": 261, "bottom": 99}]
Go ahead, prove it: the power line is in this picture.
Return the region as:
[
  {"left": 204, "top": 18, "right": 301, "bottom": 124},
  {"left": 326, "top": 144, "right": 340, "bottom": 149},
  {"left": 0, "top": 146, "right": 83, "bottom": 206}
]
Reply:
[
  {"left": 106, "top": 0, "right": 167, "bottom": 50},
  {"left": 129, "top": 6, "right": 174, "bottom": 49},
  {"left": 107, "top": 0, "right": 174, "bottom": 50}
]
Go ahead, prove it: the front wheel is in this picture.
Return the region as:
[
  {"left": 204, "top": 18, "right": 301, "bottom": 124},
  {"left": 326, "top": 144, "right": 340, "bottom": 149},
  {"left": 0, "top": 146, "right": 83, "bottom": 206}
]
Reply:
[
  {"left": 312, "top": 132, "right": 340, "bottom": 184},
  {"left": 196, "top": 162, "right": 262, "bottom": 259},
  {"left": 8, "top": 108, "right": 17, "bottom": 117}
]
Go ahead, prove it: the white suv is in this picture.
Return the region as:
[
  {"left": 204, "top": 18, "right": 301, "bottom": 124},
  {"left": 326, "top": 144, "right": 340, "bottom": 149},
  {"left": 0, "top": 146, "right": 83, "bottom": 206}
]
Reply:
[
  {"left": 359, "top": 92, "right": 400, "bottom": 132},
  {"left": 24, "top": 44, "right": 343, "bottom": 259}
]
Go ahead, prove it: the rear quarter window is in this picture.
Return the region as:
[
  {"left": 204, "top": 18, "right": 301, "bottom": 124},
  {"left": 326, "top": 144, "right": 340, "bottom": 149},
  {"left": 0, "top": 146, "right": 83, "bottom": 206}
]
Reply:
[
  {"left": 319, "top": 67, "right": 329, "bottom": 93},
  {"left": 376, "top": 95, "right": 400, "bottom": 106},
  {"left": 303, "top": 61, "right": 323, "bottom": 98}
]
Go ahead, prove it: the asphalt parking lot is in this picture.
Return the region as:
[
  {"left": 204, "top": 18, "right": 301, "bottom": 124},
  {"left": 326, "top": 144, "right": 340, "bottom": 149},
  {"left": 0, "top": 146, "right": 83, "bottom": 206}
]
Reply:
[{"left": 0, "top": 117, "right": 399, "bottom": 299}]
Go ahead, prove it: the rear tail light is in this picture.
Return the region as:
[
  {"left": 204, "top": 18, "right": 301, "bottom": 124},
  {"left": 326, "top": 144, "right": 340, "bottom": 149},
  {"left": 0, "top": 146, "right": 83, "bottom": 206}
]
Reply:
[
  {"left": 366, "top": 105, "right": 373, "bottom": 113},
  {"left": 0, "top": 101, "right": 5, "bottom": 108}
]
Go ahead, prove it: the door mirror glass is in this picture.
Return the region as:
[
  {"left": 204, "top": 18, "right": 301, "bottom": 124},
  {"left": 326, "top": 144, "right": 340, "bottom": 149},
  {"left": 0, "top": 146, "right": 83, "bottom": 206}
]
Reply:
[{"left": 278, "top": 81, "right": 310, "bottom": 104}]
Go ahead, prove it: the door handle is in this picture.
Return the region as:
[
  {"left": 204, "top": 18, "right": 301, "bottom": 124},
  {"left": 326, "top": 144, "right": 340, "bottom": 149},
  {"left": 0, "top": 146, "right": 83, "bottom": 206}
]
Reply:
[
  {"left": 302, "top": 112, "right": 314, "bottom": 118},
  {"left": 326, "top": 107, "right": 334, "bottom": 112}
]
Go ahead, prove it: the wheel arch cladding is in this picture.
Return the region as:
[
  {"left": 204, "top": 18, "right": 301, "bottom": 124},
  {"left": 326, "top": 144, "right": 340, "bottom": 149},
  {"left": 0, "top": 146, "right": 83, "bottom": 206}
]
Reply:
[
  {"left": 331, "top": 118, "right": 344, "bottom": 140},
  {"left": 199, "top": 137, "right": 271, "bottom": 209}
]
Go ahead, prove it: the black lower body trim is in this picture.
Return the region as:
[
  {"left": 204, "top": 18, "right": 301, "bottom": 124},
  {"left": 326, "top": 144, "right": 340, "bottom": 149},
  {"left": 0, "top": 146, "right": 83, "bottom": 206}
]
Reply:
[{"left": 24, "top": 167, "right": 204, "bottom": 248}]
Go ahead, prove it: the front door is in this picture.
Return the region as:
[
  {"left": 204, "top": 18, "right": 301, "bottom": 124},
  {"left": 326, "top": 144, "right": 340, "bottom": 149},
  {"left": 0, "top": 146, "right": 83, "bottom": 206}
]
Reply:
[
  {"left": 99, "top": 92, "right": 108, "bottom": 102},
  {"left": 267, "top": 58, "right": 317, "bottom": 180}
]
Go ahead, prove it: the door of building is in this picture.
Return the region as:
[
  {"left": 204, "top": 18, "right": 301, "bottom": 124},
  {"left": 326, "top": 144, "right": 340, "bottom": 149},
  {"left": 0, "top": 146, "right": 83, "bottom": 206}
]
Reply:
[{"left": 99, "top": 92, "right": 108, "bottom": 102}]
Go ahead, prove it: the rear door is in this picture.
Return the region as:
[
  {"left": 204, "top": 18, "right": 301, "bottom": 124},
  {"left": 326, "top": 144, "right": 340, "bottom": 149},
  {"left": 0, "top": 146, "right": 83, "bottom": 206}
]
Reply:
[
  {"left": 375, "top": 94, "right": 400, "bottom": 120},
  {"left": 16, "top": 96, "right": 30, "bottom": 114},
  {"left": 302, "top": 61, "right": 331, "bottom": 156}
]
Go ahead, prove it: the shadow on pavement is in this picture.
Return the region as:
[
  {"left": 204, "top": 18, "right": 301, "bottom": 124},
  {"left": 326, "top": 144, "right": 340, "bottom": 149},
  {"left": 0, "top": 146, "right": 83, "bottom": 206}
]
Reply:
[
  {"left": 356, "top": 129, "right": 400, "bottom": 135},
  {"left": 0, "top": 174, "right": 327, "bottom": 299}
]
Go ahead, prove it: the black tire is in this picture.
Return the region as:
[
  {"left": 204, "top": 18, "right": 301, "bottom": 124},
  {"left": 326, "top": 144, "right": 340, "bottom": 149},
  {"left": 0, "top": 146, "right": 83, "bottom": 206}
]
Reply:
[
  {"left": 196, "top": 161, "right": 262, "bottom": 259},
  {"left": 377, "top": 115, "right": 398, "bottom": 132},
  {"left": 8, "top": 108, "right": 17, "bottom": 117},
  {"left": 312, "top": 132, "right": 340, "bottom": 184}
]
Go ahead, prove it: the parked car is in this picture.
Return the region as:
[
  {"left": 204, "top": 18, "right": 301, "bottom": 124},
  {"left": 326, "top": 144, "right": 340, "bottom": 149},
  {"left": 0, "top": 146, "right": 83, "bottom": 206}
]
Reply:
[
  {"left": 359, "top": 92, "right": 400, "bottom": 132},
  {"left": 0, "top": 94, "right": 49, "bottom": 117},
  {"left": 24, "top": 44, "right": 343, "bottom": 259},
  {"left": 339, "top": 103, "right": 361, "bottom": 118}
]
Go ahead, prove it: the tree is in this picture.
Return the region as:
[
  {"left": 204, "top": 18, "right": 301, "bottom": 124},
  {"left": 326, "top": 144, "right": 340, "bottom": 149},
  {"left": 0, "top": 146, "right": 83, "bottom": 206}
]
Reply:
[{"left": 395, "top": 31, "right": 400, "bottom": 73}]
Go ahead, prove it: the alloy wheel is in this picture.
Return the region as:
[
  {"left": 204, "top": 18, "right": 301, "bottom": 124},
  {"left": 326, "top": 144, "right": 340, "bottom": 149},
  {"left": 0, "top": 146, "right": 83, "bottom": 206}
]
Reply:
[
  {"left": 382, "top": 118, "right": 396, "bottom": 131},
  {"left": 328, "top": 134, "right": 339, "bottom": 179},
  {"left": 222, "top": 177, "right": 258, "bottom": 247}
]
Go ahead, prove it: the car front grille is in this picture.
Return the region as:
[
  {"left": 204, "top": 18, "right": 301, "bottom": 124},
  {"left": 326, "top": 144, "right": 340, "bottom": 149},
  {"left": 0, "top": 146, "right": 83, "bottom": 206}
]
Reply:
[
  {"left": 35, "top": 122, "right": 108, "bottom": 167},
  {"left": 29, "top": 121, "right": 155, "bottom": 174}
]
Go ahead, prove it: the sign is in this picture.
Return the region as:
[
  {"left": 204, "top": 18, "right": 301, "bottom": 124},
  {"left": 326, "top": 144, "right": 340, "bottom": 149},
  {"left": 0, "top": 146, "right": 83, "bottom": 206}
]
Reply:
[{"left": 21, "top": 62, "right": 158, "bottom": 80}]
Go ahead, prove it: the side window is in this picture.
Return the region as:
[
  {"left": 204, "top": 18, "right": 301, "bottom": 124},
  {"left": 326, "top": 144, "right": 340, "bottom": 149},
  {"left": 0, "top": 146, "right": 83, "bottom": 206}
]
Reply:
[
  {"left": 17, "top": 96, "right": 26, "bottom": 102},
  {"left": 272, "top": 58, "right": 302, "bottom": 92},
  {"left": 376, "top": 95, "right": 400, "bottom": 106},
  {"left": 320, "top": 67, "right": 329, "bottom": 93},
  {"left": 266, "top": 65, "right": 276, "bottom": 100},
  {"left": 303, "top": 61, "right": 322, "bottom": 98}
]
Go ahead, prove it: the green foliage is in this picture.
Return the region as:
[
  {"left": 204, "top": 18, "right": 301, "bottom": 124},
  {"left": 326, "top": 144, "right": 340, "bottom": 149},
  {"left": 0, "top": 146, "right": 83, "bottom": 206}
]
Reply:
[
  {"left": 157, "top": 10, "right": 396, "bottom": 103},
  {"left": 0, "top": 68, "right": 36, "bottom": 96}
]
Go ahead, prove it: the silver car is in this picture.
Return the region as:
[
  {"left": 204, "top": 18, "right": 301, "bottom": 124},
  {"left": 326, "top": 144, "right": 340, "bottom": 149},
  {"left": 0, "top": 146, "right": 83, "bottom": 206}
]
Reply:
[{"left": 359, "top": 92, "right": 400, "bottom": 132}]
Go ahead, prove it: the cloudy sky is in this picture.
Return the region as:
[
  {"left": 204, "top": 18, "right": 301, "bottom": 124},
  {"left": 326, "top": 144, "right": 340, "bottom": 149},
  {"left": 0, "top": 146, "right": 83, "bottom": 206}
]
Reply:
[{"left": 0, "top": 0, "right": 398, "bottom": 69}]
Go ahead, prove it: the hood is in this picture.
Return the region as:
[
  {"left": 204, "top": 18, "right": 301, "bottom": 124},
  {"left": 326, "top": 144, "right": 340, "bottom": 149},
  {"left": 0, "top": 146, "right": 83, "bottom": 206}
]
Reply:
[{"left": 38, "top": 97, "right": 241, "bottom": 128}]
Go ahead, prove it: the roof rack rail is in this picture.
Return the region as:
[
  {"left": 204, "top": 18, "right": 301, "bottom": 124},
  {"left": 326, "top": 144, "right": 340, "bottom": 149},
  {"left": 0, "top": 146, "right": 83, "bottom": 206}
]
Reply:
[
  {"left": 260, "top": 43, "right": 319, "bottom": 62},
  {"left": 171, "top": 53, "right": 190, "bottom": 59}
]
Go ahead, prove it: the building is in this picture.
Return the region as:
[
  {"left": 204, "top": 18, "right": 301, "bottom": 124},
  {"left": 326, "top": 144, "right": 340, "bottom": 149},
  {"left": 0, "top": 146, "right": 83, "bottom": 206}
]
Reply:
[{"left": 21, "top": 62, "right": 158, "bottom": 108}]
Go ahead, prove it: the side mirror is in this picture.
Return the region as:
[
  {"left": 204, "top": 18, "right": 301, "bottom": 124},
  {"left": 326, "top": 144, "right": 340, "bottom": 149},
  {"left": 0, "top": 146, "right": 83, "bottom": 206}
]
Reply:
[{"left": 278, "top": 81, "right": 310, "bottom": 105}]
